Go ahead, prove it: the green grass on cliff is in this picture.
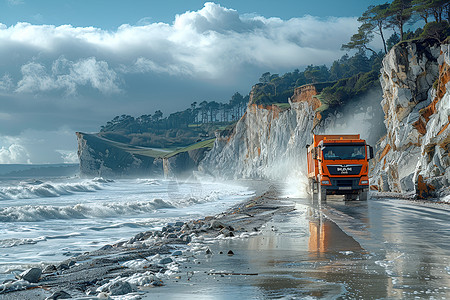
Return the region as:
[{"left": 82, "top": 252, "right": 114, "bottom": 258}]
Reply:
[
  {"left": 89, "top": 133, "right": 215, "bottom": 159},
  {"left": 94, "top": 135, "right": 172, "bottom": 158},
  {"left": 164, "top": 138, "right": 215, "bottom": 158},
  {"left": 272, "top": 103, "right": 291, "bottom": 110}
]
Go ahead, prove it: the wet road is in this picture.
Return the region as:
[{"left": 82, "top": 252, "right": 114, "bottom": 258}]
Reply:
[{"left": 148, "top": 196, "right": 450, "bottom": 299}]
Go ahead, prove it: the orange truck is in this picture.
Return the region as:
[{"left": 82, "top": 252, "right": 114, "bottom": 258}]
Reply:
[{"left": 306, "top": 134, "right": 374, "bottom": 201}]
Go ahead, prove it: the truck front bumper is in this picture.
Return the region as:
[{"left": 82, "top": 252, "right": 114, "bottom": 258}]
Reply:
[{"left": 322, "top": 177, "right": 368, "bottom": 194}]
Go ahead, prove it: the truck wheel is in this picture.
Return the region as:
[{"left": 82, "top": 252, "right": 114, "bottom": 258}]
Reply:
[
  {"left": 359, "top": 190, "right": 368, "bottom": 201},
  {"left": 309, "top": 180, "right": 318, "bottom": 202},
  {"left": 318, "top": 187, "right": 326, "bottom": 203},
  {"left": 344, "top": 194, "right": 353, "bottom": 201}
]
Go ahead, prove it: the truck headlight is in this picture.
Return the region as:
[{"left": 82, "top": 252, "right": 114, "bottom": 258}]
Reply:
[
  {"left": 322, "top": 180, "right": 330, "bottom": 185},
  {"left": 361, "top": 180, "right": 368, "bottom": 184}
]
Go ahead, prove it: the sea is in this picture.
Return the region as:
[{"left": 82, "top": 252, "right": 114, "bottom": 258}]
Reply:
[{"left": 0, "top": 164, "right": 255, "bottom": 282}]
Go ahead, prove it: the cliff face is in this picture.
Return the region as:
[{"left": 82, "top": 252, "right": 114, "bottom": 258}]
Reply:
[
  {"left": 199, "top": 101, "right": 314, "bottom": 180},
  {"left": 76, "top": 132, "right": 213, "bottom": 178},
  {"left": 200, "top": 40, "right": 449, "bottom": 199},
  {"left": 371, "top": 42, "right": 450, "bottom": 198},
  {"left": 199, "top": 84, "right": 382, "bottom": 180},
  {"left": 76, "top": 132, "right": 163, "bottom": 177},
  {"left": 163, "top": 147, "right": 211, "bottom": 179}
]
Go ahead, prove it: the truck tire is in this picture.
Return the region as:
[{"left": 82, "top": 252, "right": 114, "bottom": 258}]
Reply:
[
  {"left": 359, "top": 190, "right": 368, "bottom": 201},
  {"left": 345, "top": 194, "right": 354, "bottom": 201},
  {"left": 309, "top": 180, "right": 318, "bottom": 202},
  {"left": 318, "top": 186, "right": 326, "bottom": 203}
]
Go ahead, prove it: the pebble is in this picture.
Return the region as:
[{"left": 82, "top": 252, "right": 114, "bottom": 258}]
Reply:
[
  {"left": 172, "top": 250, "right": 183, "bottom": 256},
  {"left": 152, "top": 280, "right": 164, "bottom": 286},
  {"left": 97, "top": 292, "right": 110, "bottom": 299},
  {"left": 99, "top": 245, "right": 113, "bottom": 251},
  {"left": 43, "top": 265, "right": 57, "bottom": 274},
  {"left": 57, "top": 264, "right": 69, "bottom": 271},
  {"left": 210, "top": 220, "right": 225, "bottom": 229},
  {"left": 19, "top": 268, "right": 42, "bottom": 283},
  {"left": 45, "top": 290, "right": 71, "bottom": 299},
  {"left": 159, "top": 257, "right": 173, "bottom": 264},
  {"left": 109, "top": 281, "right": 132, "bottom": 296},
  {"left": 166, "top": 233, "right": 178, "bottom": 239}
]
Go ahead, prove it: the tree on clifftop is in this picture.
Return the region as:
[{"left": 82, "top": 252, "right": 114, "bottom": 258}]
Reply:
[
  {"left": 342, "top": 3, "right": 390, "bottom": 54},
  {"left": 386, "top": 0, "right": 413, "bottom": 41}
]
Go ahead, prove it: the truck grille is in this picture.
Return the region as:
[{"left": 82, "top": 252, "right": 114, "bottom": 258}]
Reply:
[
  {"left": 327, "top": 164, "right": 362, "bottom": 175},
  {"left": 336, "top": 180, "right": 353, "bottom": 186}
]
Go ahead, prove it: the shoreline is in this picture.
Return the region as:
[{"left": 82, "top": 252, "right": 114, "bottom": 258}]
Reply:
[{"left": 1, "top": 183, "right": 293, "bottom": 299}]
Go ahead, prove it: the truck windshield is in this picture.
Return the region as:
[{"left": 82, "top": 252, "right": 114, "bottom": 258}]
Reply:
[{"left": 322, "top": 145, "right": 366, "bottom": 160}]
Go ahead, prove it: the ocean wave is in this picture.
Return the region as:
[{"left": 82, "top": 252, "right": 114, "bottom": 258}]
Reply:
[
  {"left": 135, "top": 178, "right": 162, "bottom": 185},
  {"left": 0, "top": 198, "right": 176, "bottom": 222},
  {"left": 0, "top": 180, "right": 103, "bottom": 200},
  {"left": 0, "top": 233, "right": 82, "bottom": 248}
]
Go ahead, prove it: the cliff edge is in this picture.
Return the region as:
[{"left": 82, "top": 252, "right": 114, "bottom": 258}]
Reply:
[
  {"left": 76, "top": 132, "right": 164, "bottom": 177},
  {"left": 370, "top": 41, "right": 449, "bottom": 198}
]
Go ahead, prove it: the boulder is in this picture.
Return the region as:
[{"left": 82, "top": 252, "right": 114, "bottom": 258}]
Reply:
[
  {"left": 159, "top": 257, "right": 173, "bottom": 264},
  {"left": 19, "top": 268, "right": 42, "bottom": 283},
  {"left": 45, "top": 290, "right": 71, "bottom": 300},
  {"left": 109, "top": 281, "right": 133, "bottom": 296}
]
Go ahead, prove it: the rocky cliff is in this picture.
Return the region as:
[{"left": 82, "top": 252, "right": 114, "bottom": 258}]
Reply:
[
  {"left": 76, "top": 132, "right": 213, "bottom": 178},
  {"left": 76, "top": 132, "right": 163, "bottom": 177},
  {"left": 370, "top": 41, "right": 450, "bottom": 198},
  {"left": 199, "top": 83, "right": 383, "bottom": 181},
  {"left": 200, "top": 40, "right": 449, "bottom": 199}
]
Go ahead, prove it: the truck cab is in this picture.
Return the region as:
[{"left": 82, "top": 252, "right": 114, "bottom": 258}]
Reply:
[{"left": 307, "top": 134, "right": 374, "bottom": 202}]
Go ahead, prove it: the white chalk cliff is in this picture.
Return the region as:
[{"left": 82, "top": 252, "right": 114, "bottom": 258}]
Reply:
[
  {"left": 199, "top": 84, "right": 382, "bottom": 182},
  {"left": 371, "top": 41, "right": 450, "bottom": 198},
  {"left": 200, "top": 40, "right": 449, "bottom": 199}
]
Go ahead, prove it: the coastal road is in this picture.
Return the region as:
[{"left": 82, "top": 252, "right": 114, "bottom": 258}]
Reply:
[{"left": 148, "top": 195, "right": 450, "bottom": 299}]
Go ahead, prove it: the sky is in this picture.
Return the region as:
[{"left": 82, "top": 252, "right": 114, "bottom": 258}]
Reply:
[{"left": 0, "top": 0, "right": 388, "bottom": 164}]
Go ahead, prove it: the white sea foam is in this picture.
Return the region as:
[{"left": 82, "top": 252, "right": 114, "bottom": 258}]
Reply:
[
  {"left": 0, "top": 187, "right": 247, "bottom": 222},
  {"left": 0, "top": 233, "right": 82, "bottom": 248},
  {"left": 0, "top": 180, "right": 102, "bottom": 200},
  {"left": 0, "top": 178, "right": 253, "bottom": 283},
  {"left": 0, "top": 198, "right": 176, "bottom": 222}
]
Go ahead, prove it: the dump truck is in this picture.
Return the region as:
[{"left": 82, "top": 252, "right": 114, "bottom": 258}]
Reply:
[{"left": 306, "top": 134, "right": 374, "bottom": 201}]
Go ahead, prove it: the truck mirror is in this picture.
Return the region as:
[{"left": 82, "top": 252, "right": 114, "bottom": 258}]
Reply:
[
  {"left": 368, "top": 145, "right": 374, "bottom": 160},
  {"left": 306, "top": 144, "right": 310, "bottom": 149}
]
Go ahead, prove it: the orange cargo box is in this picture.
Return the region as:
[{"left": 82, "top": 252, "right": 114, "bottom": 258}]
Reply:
[{"left": 312, "top": 134, "right": 360, "bottom": 146}]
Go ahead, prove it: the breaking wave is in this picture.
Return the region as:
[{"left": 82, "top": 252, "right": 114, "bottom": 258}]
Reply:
[
  {"left": 0, "top": 180, "right": 104, "bottom": 200},
  {"left": 0, "top": 198, "right": 176, "bottom": 222},
  {"left": 0, "top": 233, "right": 82, "bottom": 248}
]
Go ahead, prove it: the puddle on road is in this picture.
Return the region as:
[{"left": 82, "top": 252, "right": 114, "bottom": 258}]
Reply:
[{"left": 147, "top": 197, "right": 450, "bottom": 299}]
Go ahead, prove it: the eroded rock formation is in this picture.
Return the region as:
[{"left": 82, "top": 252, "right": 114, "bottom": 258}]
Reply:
[
  {"left": 199, "top": 84, "right": 382, "bottom": 180},
  {"left": 76, "top": 132, "right": 163, "bottom": 177},
  {"left": 370, "top": 41, "right": 449, "bottom": 198}
]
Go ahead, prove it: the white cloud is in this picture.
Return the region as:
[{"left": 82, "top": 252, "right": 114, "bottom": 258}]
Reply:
[
  {"left": 0, "top": 2, "right": 367, "bottom": 164},
  {"left": 56, "top": 150, "right": 78, "bottom": 163},
  {"left": 0, "top": 74, "right": 13, "bottom": 91},
  {"left": 16, "top": 57, "right": 120, "bottom": 95},
  {"left": 1, "top": 2, "right": 360, "bottom": 86},
  {"left": 7, "top": 0, "right": 24, "bottom": 5},
  {"left": 0, "top": 127, "right": 78, "bottom": 164},
  {"left": 0, "top": 144, "right": 31, "bottom": 164}
]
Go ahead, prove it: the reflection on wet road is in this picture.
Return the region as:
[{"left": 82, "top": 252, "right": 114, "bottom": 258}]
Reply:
[
  {"left": 322, "top": 197, "right": 450, "bottom": 299},
  {"left": 149, "top": 196, "right": 450, "bottom": 299}
]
